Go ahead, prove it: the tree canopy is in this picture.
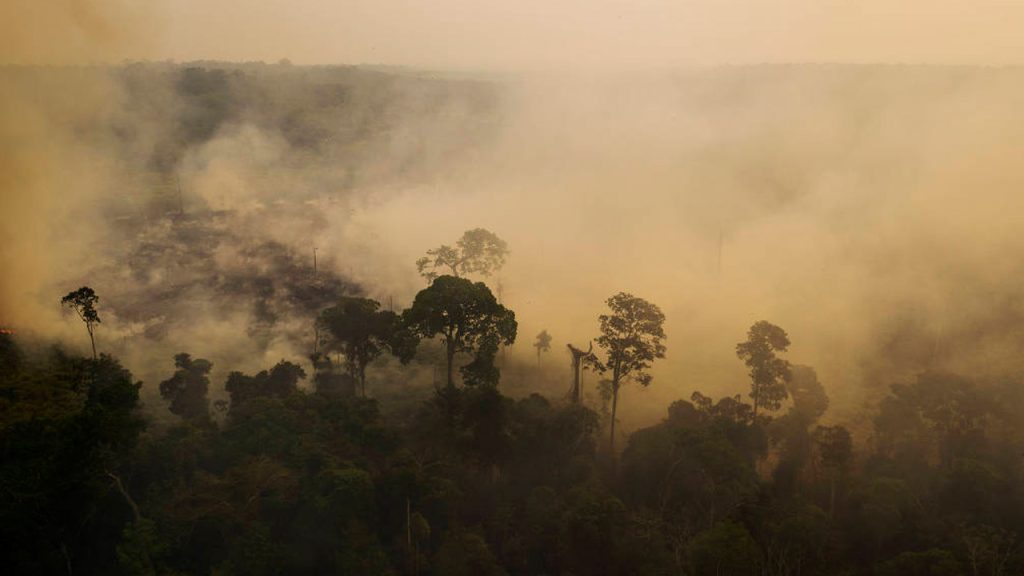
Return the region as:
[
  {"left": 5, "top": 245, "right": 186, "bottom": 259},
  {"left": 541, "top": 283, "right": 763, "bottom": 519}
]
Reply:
[
  {"left": 590, "top": 292, "right": 666, "bottom": 453},
  {"left": 534, "top": 329, "right": 552, "bottom": 364},
  {"left": 736, "top": 320, "right": 792, "bottom": 416},
  {"left": 415, "top": 228, "right": 509, "bottom": 282},
  {"left": 318, "top": 296, "right": 415, "bottom": 396},
  {"left": 158, "top": 352, "right": 213, "bottom": 420},
  {"left": 61, "top": 286, "right": 101, "bottom": 359},
  {"left": 403, "top": 275, "right": 517, "bottom": 388}
]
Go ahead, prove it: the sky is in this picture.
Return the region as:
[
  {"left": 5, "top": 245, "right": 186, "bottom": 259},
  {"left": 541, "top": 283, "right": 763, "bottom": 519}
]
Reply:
[{"left": 4, "top": 1, "right": 1024, "bottom": 69}]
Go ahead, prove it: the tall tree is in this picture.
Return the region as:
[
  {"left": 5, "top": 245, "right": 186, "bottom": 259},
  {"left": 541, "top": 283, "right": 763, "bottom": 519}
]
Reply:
[
  {"left": 534, "top": 330, "right": 552, "bottom": 365},
  {"left": 61, "top": 286, "right": 101, "bottom": 359},
  {"left": 403, "top": 275, "right": 517, "bottom": 389},
  {"left": 590, "top": 293, "right": 666, "bottom": 454},
  {"left": 736, "top": 321, "right": 792, "bottom": 417},
  {"left": 158, "top": 353, "right": 213, "bottom": 420},
  {"left": 318, "top": 296, "right": 415, "bottom": 397},
  {"left": 415, "top": 228, "right": 509, "bottom": 282}
]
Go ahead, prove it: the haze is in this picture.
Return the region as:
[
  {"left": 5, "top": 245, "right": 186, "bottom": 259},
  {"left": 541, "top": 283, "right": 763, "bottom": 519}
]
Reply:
[
  {"left": 6, "top": 1, "right": 1024, "bottom": 68},
  {"left": 6, "top": 1, "right": 1024, "bottom": 574}
]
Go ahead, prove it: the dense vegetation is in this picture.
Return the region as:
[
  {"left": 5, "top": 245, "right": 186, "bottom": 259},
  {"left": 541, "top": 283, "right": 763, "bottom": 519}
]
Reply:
[{"left": 4, "top": 273, "right": 1024, "bottom": 575}]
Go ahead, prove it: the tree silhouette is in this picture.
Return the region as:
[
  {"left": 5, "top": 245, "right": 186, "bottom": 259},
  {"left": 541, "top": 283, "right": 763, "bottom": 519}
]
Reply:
[
  {"left": 590, "top": 293, "right": 666, "bottom": 455},
  {"left": 225, "top": 360, "right": 307, "bottom": 408},
  {"left": 534, "top": 329, "right": 552, "bottom": 365},
  {"left": 415, "top": 228, "right": 509, "bottom": 282},
  {"left": 158, "top": 353, "right": 212, "bottom": 420},
  {"left": 403, "top": 275, "right": 517, "bottom": 389},
  {"left": 736, "top": 321, "right": 792, "bottom": 417},
  {"left": 814, "top": 424, "right": 852, "bottom": 519},
  {"left": 567, "top": 341, "right": 594, "bottom": 404},
  {"left": 61, "top": 286, "right": 101, "bottom": 359},
  {"left": 318, "top": 296, "right": 414, "bottom": 397}
]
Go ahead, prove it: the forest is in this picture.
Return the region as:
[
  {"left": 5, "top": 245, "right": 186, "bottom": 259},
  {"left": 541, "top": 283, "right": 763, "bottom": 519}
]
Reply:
[
  {"left": 6, "top": 59, "right": 1024, "bottom": 576},
  {"left": 4, "top": 223, "right": 1024, "bottom": 575}
]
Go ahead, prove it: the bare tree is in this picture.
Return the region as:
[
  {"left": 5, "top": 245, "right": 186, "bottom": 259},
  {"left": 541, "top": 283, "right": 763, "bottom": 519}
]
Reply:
[{"left": 567, "top": 341, "right": 594, "bottom": 404}]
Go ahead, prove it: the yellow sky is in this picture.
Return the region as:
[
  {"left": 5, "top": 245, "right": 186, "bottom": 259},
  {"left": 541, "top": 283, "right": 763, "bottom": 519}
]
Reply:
[{"left": 3, "top": 1, "right": 1024, "bottom": 69}]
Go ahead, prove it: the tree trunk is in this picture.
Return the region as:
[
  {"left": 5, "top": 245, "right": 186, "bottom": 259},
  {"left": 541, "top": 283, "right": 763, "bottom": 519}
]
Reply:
[
  {"left": 360, "top": 366, "right": 367, "bottom": 398},
  {"left": 88, "top": 325, "right": 97, "bottom": 360},
  {"left": 406, "top": 497, "right": 412, "bottom": 549},
  {"left": 571, "top": 359, "right": 581, "bottom": 404},
  {"left": 446, "top": 341, "right": 455, "bottom": 390},
  {"left": 106, "top": 471, "right": 142, "bottom": 522},
  {"left": 609, "top": 377, "right": 620, "bottom": 456},
  {"left": 829, "top": 474, "right": 836, "bottom": 520}
]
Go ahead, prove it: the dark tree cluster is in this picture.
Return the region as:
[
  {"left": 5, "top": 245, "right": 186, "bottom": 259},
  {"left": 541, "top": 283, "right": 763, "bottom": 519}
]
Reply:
[{"left": 11, "top": 240, "right": 1024, "bottom": 576}]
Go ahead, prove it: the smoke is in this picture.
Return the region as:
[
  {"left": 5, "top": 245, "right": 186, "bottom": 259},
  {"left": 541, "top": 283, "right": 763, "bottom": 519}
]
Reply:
[
  {"left": 153, "top": 1, "right": 1024, "bottom": 69},
  {"left": 6, "top": 3, "right": 1024, "bottom": 432},
  {"left": 0, "top": 0, "right": 159, "bottom": 343},
  {"left": 330, "top": 68, "right": 1024, "bottom": 428}
]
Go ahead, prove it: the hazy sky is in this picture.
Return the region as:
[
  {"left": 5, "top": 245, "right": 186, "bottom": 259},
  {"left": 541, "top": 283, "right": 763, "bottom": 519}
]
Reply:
[{"left": 4, "top": 1, "right": 1024, "bottom": 69}]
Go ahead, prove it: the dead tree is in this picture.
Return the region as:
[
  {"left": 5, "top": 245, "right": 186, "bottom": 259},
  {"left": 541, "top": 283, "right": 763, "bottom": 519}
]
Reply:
[{"left": 567, "top": 341, "right": 593, "bottom": 404}]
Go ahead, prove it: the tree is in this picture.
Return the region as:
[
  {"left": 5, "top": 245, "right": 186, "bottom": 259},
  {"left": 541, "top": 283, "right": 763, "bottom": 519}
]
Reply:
[
  {"left": 876, "top": 549, "right": 961, "bottom": 576},
  {"left": 225, "top": 361, "right": 306, "bottom": 408},
  {"left": 736, "top": 321, "right": 792, "bottom": 417},
  {"left": 688, "top": 521, "right": 762, "bottom": 576},
  {"left": 567, "top": 341, "right": 594, "bottom": 404},
  {"left": 787, "top": 365, "right": 829, "bottom": 422},
  {"left": 318, "top": 296, "right": 415, "bottom": 397},
  {"left": 534, "top": 330, "right": 552, "bottom": 365},
  {"left": 415, "top": 228, "right": 509, "bottom": 282},
  {"left": 403, "top": 275, "right": 517, "bottom": 389},
  {"left": 0, "top": 346, "right": 144, "bottom": 574},
  {"left": 589, "top": 293, "right": 666, "bottom": 455},
  {"left": 158, "top": 353, "right": 213, "bottom": 420},
  {"left": 61, "top": 286, "right": 101, "bottom": 359},
  {"left": 813, "top": 424, "right": 852, "bottom": 519}
]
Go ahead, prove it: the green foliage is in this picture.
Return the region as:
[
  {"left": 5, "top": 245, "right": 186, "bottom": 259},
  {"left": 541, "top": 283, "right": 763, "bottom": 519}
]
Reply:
[
  {"left": 876, "top": 548, "right": 962, "bottom": 576},
  {"left": 319, "top": 296, "right": 415, "bottom": 396},
  {"left": 116, "top": 518, "right": 164, "bottom": 576},
  {"left": 18, "top": 288, "right": 1024, "bottom": 576},
  {"left": 689, "top": 521, "right": 761, "bottom": 576},
  {"left": 815, "top": 424, "right": 853, "bottom": 469},
  {"left": 434, "top": 531, "right": 507, "bottom": 576},
  {"left": 0, "top": 343, "right": 143, "bottom": 574},
  {"left": 622, "top": 396, "right": 761, "bottom": 530},
  {"left": 225, "top": 360, "right": 306, "bottom": 408}
]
